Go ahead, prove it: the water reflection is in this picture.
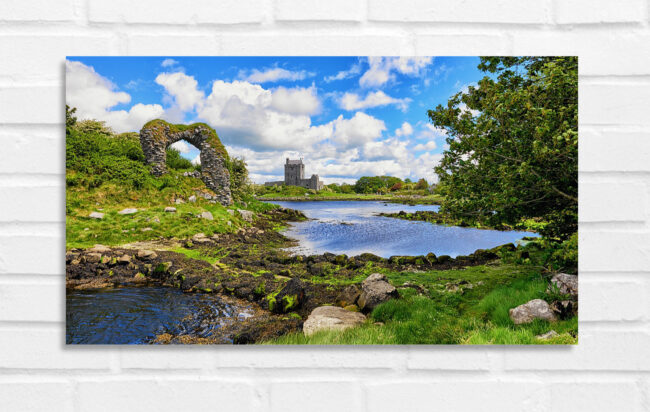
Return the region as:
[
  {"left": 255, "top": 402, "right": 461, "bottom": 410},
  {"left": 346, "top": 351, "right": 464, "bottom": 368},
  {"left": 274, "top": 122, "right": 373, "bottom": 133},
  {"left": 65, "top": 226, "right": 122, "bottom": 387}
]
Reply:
[
  {"left": 269, "top": 201, "right": 538, "bottom": 258},
  {"left": 66, "top": 287, "right": 253, "bottom": 344}
]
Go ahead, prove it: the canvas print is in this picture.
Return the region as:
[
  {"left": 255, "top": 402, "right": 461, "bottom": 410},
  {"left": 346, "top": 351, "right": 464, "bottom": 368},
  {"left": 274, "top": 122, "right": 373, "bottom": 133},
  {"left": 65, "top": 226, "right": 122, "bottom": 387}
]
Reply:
[{"left": 65, "top": 56, "right": 578, "bottom": 344}]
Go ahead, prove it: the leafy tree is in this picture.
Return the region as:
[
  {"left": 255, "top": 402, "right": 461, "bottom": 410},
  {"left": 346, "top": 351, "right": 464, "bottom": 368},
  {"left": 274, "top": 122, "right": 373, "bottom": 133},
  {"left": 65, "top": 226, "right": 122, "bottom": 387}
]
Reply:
[
  {"left": 354, "top": 176, "right": 403, "bottom": 193},
  {"left": 165, "top": 148, "right": 194, "bottom": 170},
  {"left": 74, "top": 119, "right": 115, "bottom": 137},
  {"left": 414, "top": 178, "right": 428, "bottom": 190},
  {"left": 66, "top": 105, "right": 77, "bottom": 131},
  {"left": 228, "top": 156, "right": 252, "bottom": 199},
  {"left": 428, "top": 57, "right": 577, "bottom": 239},
  {"left": 390, "top": 181, "right": 403, "bottom": 191}
]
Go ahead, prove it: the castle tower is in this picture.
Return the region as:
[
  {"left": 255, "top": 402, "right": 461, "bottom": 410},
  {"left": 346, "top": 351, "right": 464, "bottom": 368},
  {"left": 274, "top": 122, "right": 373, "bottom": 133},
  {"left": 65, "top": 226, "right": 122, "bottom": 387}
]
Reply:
[{"left": 284, "top": 158, "right": 304, "bottom": 186}]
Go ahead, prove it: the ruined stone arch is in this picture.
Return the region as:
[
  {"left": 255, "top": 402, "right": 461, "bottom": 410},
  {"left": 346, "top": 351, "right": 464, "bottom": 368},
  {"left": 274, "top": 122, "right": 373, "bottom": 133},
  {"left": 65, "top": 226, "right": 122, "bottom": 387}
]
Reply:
[{"left": 139, "top": 119, "right": 232, "bottom": 206}]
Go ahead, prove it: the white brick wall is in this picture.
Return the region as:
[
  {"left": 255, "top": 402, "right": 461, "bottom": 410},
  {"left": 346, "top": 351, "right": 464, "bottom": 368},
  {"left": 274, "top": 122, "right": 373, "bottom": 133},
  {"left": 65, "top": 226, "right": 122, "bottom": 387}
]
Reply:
[{"left": 0, "top": 0, "right": 648, "bottom": 410}]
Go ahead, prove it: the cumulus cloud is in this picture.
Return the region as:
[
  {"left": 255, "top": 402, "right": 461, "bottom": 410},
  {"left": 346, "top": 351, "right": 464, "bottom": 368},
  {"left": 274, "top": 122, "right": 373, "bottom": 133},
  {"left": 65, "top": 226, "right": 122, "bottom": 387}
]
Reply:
[
  {"left": 155, "top": 72, "right": 204, "bottom": 111},
  {"left": 395, "top": 122, "right": 413, "bottom": 137},
  {"left": 324, "top": 62, "right": 361, "bottom": 83},
  {"left": 331, "top": 112, "right": 386, "bottom": 149},
  {"left": 65, "top": 60, "right": 164, "bottom": 133},
  {"left": 161, "top": 58, "right": 179, "bottom": 68},
  {"left": 359, "top": 57, "right": 434, "bottom": 88},
  {"left": 270, "top": 85, "right": 321, "bottom": 115},
  {"left": 239, "top": 67, "right": 313, "bottom": 83},
  {"left": 170, "top": 140, "right": 191, "bottom": 153},
  {"left": 338, "top": 91, "right": 411, "bottom": 112},
  {"left": 413, "top": 141, "right": 437, "bottom": 151}
]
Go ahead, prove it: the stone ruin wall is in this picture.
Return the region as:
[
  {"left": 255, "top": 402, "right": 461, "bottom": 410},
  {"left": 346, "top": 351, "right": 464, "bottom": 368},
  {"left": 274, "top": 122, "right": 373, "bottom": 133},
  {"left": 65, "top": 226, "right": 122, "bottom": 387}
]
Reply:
[{"left": 139, "top": 121, "right": 232, "bottom": 206}]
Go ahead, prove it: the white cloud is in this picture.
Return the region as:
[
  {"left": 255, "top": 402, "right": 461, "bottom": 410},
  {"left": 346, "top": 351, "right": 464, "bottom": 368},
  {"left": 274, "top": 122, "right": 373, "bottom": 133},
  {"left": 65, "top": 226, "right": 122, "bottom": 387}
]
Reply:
[
  {"left": 331, "top": 112, "right": 386, "bottom": 149},
  {"left": 239, "top": 67, "right": 313, "bottom": 83},
  {"left": 170, "top": 140, "right": 191, "bottom": 153},
  {"left": 270, "top": 85, "right": 321, "bottom": 115},
  {"left": 191, "top": 154, "right": 201, "bottom": 165},
  {"left": 161, "top": 58, "right": 179, "bottom": 68},
  {"left": 65, "top": 60, "right": 164, "bottom": 133},
  {"left": 395, "top": 121, "right": 413, "bottom": 137},
  {"left": 338, "top": 91, "right": 411, "bottom": 112},
  {"left": 324, "top": 63, "right": 361, "bottom": 82},
  {"left": 155, "top": 72, "right": 204, "bottom": 111},
  {"left": 413, "top": 141, "right": 437, "bottom": 151},
  {"left": 359, "top": 57, "right": 434, "bottom": 88}
]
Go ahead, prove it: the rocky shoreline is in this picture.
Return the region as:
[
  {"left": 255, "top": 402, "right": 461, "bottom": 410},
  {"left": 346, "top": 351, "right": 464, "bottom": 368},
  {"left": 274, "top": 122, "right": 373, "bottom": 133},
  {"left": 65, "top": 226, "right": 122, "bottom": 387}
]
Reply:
[{"left": 65, "top": 206, "right": 515, "bottom": 344}]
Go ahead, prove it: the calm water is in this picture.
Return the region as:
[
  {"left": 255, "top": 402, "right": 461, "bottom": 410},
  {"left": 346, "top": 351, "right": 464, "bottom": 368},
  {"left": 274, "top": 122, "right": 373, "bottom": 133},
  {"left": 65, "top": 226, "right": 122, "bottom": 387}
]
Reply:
[
  {"left": 66, "top": 287, "right": 253, "bottom": 344},
  {"left": 270, "top": 200, "right": 538, "bottom": 258}
]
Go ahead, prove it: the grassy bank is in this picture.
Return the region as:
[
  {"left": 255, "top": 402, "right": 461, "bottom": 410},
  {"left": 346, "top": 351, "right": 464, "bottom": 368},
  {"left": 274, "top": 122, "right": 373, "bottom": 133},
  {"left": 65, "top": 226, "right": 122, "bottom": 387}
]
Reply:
[{"left": 266, "top": 255, "right": 577, "bottom": 345}]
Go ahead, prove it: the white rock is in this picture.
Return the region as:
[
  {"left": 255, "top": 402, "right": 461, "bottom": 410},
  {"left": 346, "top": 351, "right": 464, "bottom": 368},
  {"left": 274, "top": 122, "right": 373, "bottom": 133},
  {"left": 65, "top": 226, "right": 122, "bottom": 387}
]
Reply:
[
  {"left": 201, "top": 211, "right": 213, "bottom": 220},
  {"left": 238, "top": 209, "right": 254, "bottom": 223},
  {"left": 117, "top": 208, "right": 138, "bottom": 215},
  {"left": 189, "top": 195, "right": 197, "bottom": 203},
  {"left": 88, "top": 244, "right": 111, "bottom": 253},
  {"left": 509, "top": 299, "right": 557, "bottom": 325},
  {"left": 227, "top": 209, "right": 235, "bottom": 216},
  {"left": 164, "top": 207, "right": 177, "bottom": 213},
  {"left": 89, "top": 212, "right": 104, "bottom": 219},
  {"left": 536, "top": 330, "right": 559, "bottom": 340},
  {"left": 303, "top": 306, "right": 366, "bottom": 336},
  {"left": 175, "top": 198, "right": 184, "bottom": 204},
  {"left": 549, "top": 273, "right": 578, "bottom": 297}
]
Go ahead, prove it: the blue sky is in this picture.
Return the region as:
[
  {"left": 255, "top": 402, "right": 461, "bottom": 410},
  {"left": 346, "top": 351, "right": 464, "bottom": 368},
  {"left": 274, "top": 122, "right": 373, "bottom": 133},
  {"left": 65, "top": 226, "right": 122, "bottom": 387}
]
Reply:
[{"left": 66, "top": 56, "right": 485, "bottom": 184}]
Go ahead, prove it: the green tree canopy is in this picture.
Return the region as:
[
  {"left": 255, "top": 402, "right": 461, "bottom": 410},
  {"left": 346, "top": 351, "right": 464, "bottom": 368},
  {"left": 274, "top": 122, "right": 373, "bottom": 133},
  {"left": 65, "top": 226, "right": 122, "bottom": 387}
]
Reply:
[
  {"left": 428, "top": 57, "right": 578, "bottom": 239},
  {"left": 354, "top": 176, "right": 403, "bottom": 193}
]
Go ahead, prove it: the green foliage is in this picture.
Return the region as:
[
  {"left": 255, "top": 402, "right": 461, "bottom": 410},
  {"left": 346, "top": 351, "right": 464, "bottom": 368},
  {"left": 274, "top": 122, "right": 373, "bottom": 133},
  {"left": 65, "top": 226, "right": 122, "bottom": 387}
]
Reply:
[
  {"left": 353, "top": 176, "right": 403, "bottom": 194},
  {"left": 228, "top": 156, "right": 253, "bottom": 200},
  {"left": 544, "top": 233, "right": 578, "bottom": 273},
  {"left": 66, "top": 127, "right": 150, "bottom": 189},
  {"left": 66, "top": 105, "right": 77, "bottom": 130},
  {"left": 74, "top": 119, "right": 115, "bottom": 137},
  {"left": 414, "top": 178, "right": 428, "bottom": 190},
  {"left": 165, "top": 148, "right": 194, "bottom": 170},
  {"left": 429, "top": 57, "right": 578, "bottom": 240}
]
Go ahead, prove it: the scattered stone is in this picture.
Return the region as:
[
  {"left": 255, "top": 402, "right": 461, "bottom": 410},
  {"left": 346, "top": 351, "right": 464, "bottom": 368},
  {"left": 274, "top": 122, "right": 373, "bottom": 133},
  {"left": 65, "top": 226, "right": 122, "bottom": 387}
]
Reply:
[
  {"left": 536, "top": 330, "right": 559, "bottom": 340},
  {"left": 175, "top": 198, "right": 184, "bottom": 205},
  {"left": 357, "top": 273, "right": 398, "bottom": 312},
  {"left": 548, "top": 273, "right": 578, "bottom": 297},
  {"left": 192, "top": 233, "right": 212, "bottom": 243},
  {"left": 118, "top": 208, "right": 138, "bottom": 215},
  {"left": 268, "top": 277, "right": 306, "bottom": 314},
  {"left": 227, "top": 209, "right": 235, "bottom": 216},
  {"left": 551, "top": 300, "right": 578, "bottom": 319},
  {"left": 88, "top": 244, "right": 111, "bottom": 253},
  {"left": 88, "top": 212, "right": 104, "bottom": 219},
  {"left": 100, "top": 255, "right": 111, "bottom": 264},
  {"left": 151, "top": 216, "right": 160, "bottom": 223},
  {"left": 303, "top": 306, "right": 366, "bottom": 336},
  {"left": 141, "top": 227, "right": 153, "bottom": 232},
  {"left": 85, "top": 253, "right": 102, "bottom": 263},
  {"left": 164, "top": 207, "right": 177, "bottom": 213},
  {"left": 226, "top": 221, "right": 232, "bottom": 227},
  {"left": 200, "top": 211, "right": 213, "bottom": 220},
  {"left": 189, "top": 195, "right": 197, "bottom": 203},
  {"left": 118, "top": 254, "right": 131, "bottom": 264},
  {"left": 238, "top": 209, "right": 254, "bottom": 223},
  {"left": 509, "top": 299, "right": 557, "bottom": 325},
  {"left": 336, "top": 284, "right": 361, "bottom": 307},
  {"left": 137, "top": 249, "right": 158, "bottom": 261}
]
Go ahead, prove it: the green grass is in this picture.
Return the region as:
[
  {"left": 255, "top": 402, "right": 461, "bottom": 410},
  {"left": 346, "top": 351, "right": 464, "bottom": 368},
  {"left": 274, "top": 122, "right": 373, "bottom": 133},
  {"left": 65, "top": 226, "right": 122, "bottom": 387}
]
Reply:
[{"left": 265, "top": 259, "right": 578, "bottom": 345}]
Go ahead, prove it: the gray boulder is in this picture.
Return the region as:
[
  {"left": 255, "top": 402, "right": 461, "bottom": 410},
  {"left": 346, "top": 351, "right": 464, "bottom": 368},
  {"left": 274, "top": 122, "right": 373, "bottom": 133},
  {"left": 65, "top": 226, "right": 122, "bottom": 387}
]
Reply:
[
  {"left": 357, "top": 273, "right": 398, "bottom": 312},
  {"left": 303, "top": 306, "right": 366, "bottom": 336},
  {"left": 84, "top": 253, "right": 102, "bottom": 263},
  {"left": 118, "top": 208, "right": 138, "bottom": 215},
  {"left": 137, "top": 250, "right": 158, "bottom": 261},
  {"left": 509, "top": 299, "right": 557, "bottom": 325},
  {"left": 536, "top": 330, "right": 559, "bottom": 340},
  {"left": 89, "top": 211, "right": 104, "bottom": 219},
  {"left": 238, "top": 209, "right": 254, "bottom": 223},
  {"left": 189, "top": 195, "right": 197, "bottom": 203},
  {"left": 88, "top": 244, "right": 111, "bottom": 253},
  {"left": 549, "top": 273, "right": 578, "bottom": 297},
  {"left": 200, "top": 211, "right": 214, "bottom": 220},
  {"left": 164, "top": 207, "right": 176, "bottom": 213}
]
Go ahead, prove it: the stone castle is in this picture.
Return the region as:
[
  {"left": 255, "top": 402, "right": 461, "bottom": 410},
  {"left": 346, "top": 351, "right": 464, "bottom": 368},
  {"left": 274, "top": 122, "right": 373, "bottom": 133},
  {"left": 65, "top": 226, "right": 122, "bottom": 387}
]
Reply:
[{"left": 265, "top": 158, "right": 324, "bottom": 190}]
